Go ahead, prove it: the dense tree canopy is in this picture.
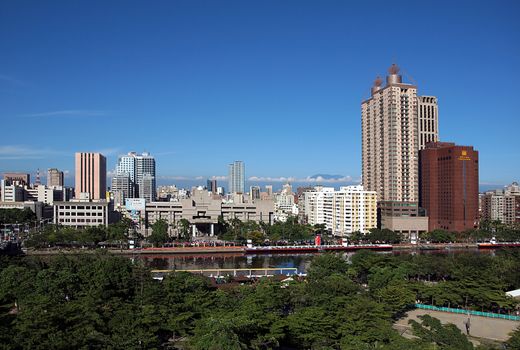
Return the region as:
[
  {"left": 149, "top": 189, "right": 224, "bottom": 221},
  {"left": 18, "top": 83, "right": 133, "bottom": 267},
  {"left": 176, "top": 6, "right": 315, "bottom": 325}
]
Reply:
[
  {"left": 0, "top": 208, "right": 36, "bottom": 225},
  {"left": 507, "top": 328, "right": 520, "bottom": 350},
  {"left": 0, "top": 250, "right": 519, "bottom": 349},
  {"left": 149, "top": 219, "right": 170, "bottom": 246},
  {"left": 24, "top": 220, "right": 134, "bottom": 249},
  {"left": 217, "top": 216, "right": 315, "bottom": 243}
]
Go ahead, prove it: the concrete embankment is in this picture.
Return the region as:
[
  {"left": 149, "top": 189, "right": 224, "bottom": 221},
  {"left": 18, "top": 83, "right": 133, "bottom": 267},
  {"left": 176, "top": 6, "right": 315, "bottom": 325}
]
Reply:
[
  {"left": 393, "top": 243, "right": 478, "bottom": 250},
  {"left": 24, "top": 242, "right": 484, "bottom": 256},
  {"left": 25, "top": 246, "right": 246, "bottom": 255}
]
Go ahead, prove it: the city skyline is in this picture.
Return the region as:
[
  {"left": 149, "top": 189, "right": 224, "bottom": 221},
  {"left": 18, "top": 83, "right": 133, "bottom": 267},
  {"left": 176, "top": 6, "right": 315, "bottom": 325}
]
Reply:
[{"left": 1, "top": 1, "right": 519, "bottom": 186}]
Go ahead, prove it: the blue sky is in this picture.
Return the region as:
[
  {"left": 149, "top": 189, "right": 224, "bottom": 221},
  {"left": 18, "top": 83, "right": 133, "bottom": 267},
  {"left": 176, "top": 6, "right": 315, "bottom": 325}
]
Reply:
[{"left": 0, "top": 0, "right": 519, "bottom": 188}]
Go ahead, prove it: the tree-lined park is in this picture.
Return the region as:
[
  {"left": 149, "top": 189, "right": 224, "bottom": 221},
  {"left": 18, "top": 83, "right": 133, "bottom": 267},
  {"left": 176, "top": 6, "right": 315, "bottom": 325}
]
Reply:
[{"left": 1, "top": 250, "right": 520, "bottom": 349}]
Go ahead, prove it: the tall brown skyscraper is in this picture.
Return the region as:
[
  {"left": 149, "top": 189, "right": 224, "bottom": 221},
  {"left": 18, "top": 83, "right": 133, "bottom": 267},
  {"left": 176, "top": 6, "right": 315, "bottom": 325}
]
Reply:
[
  {"left": 75, "top": 152, "right": 106, "bottom": 200},
  {"left": 362, "top": 64, "right": 439, "bottom": 238},
  {"left": 362, "top": 64, "right": 440, "bottom": 202},
  {"left": 420, "top": 142, "right": 479, "bottom": 232}
]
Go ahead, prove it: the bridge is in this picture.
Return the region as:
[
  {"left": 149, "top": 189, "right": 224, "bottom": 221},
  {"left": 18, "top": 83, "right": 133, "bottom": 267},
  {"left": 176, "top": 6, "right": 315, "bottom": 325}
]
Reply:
[{"left": 151, "top": 267, "right": 300, "bottom": 279}]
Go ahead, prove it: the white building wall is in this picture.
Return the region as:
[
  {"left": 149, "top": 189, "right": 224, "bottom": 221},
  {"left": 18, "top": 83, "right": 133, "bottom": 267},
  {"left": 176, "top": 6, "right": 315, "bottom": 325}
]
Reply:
[
  {"left": 303, "top": 185, "right": 377, "bottom": 235},
  {"left": 53, "top": 201, "right": 109, "bottom": 228}
]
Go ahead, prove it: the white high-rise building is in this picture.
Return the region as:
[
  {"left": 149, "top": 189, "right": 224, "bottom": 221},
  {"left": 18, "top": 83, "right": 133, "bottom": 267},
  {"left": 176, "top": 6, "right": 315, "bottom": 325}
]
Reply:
[
  {"left": 114, "top": 151, "right": 156, "bottom": 202},
  {"left": 274, "top": 187, "right": 297, "bottom": 222},
  {"left": 417, "top": 96, "right": 439, "bottom": 150},
  {"left": 135, "top": 152, "right": 156, "bottom": 201},
  {"left": 117, "top": 152, "right": 137, "bottom": 184},
  {"left": 303, "top": 186, "right": 377, "bottom": 235},
  {"left": 362, "top": 64, "right": 417, "bottom": 202},
  {"left": 304, "top": 186, "right": 334, "bottom": 227},
  {"left": 228, "top": 161, "right": 245, "bottom": 194},
  {"left": 331, "top": 186, "right": 377, "bottom": 235}
]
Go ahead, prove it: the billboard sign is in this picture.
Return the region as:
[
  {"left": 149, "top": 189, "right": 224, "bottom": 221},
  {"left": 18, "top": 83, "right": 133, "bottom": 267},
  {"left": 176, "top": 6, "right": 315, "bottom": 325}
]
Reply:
[{"left": 125, "top": 198, "right": 146, "bottom": 211}]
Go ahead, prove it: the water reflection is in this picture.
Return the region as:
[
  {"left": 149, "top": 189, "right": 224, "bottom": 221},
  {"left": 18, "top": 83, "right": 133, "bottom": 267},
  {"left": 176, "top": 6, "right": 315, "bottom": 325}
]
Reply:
[{"left": 138, "top": 248, "right": 490, "bottom": 274}]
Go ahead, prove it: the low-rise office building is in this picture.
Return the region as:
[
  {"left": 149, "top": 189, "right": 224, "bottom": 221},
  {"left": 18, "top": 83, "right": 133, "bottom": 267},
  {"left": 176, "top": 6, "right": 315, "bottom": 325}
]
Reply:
[
  {"left": 481, "top": 182, "right": 520, "bottom": 227},
  {"left": 0, "top": 180, "right": 25, "bottom": 202},
  {"left": 53, "top": 201, "right": 110, "bottom": 228},
  {"left": 142, "top": 189, "right": 274, "bottom": 237},
  {"left": 379, "top": 201, "right": 428, "bottom": 241}
]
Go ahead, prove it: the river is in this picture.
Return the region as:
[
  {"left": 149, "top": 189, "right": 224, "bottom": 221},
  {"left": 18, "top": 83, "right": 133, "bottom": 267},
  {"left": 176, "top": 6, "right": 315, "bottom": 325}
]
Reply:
[{"left": 137, "top": 248, "right": 495, "bottom": 274}]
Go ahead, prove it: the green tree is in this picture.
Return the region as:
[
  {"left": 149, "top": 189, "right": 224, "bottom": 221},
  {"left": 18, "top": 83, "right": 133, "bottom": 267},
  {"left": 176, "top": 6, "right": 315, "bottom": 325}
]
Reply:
[
  {"left": 190, "top": 316, "right": 248, "bottom": 350},
  {"left": 106, "top": 218, "right": 132, "bottom": 242},
  {"left": 164, "top": 272, "right": 215, "bottom": 337},
  {"left": 365, "top": 228, "right": 403, "bottom": 244},
  {"left": 149, "top": 219, "right": 169, "bottom": 246},
  {"left": 409, "top": 314, "right": 474, "bottom": 350},
  {"left": 286, "top": 306, "right": 337, "bottom": 349},
  {"left": 178, "top": 218, "right": 191, "bottom": 240},
  {"left": 375, "top": 281, "right": 416, "bottom": 316},
  {"left": 507, "top": 327, "right": 520, "bottom": 350},
  {"left": 0, "top": 208, "right": 36, "bottom": 225},
  {"left": 338, "top": 296, "right": 395, "bottom": 348},
  {"left": 307, "top": 253, "right": 349, "bottom": 281},
  {"left": 313, "top": 223, "right": 327, "bottom": 235},
  {"left": 423, "top": 229, "right": 456, "bottom": 243},
  {"left": 246, "top": 230, "right": 265, "bottom": 245}
]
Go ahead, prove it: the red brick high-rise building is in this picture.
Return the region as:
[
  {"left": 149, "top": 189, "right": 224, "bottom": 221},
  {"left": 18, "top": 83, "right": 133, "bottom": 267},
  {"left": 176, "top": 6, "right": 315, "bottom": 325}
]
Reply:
[{"left": 420, "top": 142, "right": 479, "bottom": 232}]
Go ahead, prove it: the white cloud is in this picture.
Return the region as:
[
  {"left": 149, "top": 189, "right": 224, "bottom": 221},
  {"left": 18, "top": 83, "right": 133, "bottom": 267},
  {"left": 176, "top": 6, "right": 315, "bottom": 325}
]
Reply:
[
  {"left": 156, "top": 175, "right": 194, "bottom": 181},
  {"left": 248, "top": 175, "right": 357, "bottom": 183},
  {"left": 141, "top": 174, "right": 359, "bottom": 184},
  {"left": 22, "top": 110, "right": 110, "bottom": 118},
  {"left": 106, "top": 170, "right": 118, "bottom": 178}
]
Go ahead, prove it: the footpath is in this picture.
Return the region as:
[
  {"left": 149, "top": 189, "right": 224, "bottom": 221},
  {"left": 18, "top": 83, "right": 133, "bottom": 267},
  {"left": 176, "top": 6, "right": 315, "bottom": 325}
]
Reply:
[{"left": 394, "top": 308, "right": 520, "bottom": 344}]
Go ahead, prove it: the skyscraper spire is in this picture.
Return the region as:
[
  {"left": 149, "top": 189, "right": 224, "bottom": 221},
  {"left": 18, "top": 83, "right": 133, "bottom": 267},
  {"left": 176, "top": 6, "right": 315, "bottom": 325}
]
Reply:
[{"left": 386, "top": 63, "right": 402, "bottom": 85}]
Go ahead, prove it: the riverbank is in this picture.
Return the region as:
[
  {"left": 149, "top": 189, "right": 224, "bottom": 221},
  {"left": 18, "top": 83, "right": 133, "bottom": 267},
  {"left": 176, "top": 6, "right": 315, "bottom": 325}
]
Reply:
[
  {"left": 24, "top": 245, "right": 246, "bottom": 255},
  {"left": 394, "top": 242, "right": 478, "bottom": 250},
  {"left": 23, "top": 242, "right": 485, "bottom": 256}
]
